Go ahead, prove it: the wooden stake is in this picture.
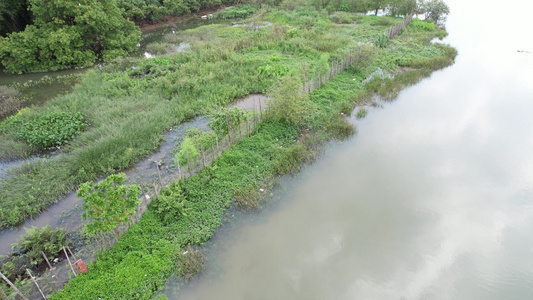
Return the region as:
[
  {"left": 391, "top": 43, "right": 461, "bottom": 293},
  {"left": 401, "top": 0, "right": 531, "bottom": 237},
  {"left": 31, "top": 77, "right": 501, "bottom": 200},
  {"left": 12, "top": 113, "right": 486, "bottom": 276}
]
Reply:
[
  {"left": 215, "top": 133, "right": 220, "bottom": 156},
  {"left": 246, "top": 115, "right": 250, "bottom": 137},
  {"left": 210, "top": 134, "right": 215, "bottom": 159},
  {"left": 67, "top": 246, "right": 77, "bottom": 262},
  {"left": 176, "top": 156, "right": 182, "bottom": 180},
  {"left": 186, "top": 149, "right": 192, "bottom": 177},
  {"left": 201, "top": 145, "right": 206, "bottom": 168},
  {"left": 156, "top": 164, "right": 163, "bottom": 188},
  {"left": 26, "top": 269, "right": 46, "bottom": 300},
  {"left": 41, "top": 251, "right": 53, "bottom": 270},
  {"left": 238, "top": 120, "right": 242, "bottom": 140},
  {"left": 226, "top": 114, "right": 232, "bottom": 146},
  {"left": 152, "top": 180, "right": 158, "bottom": 197},
  {"left": 0, "top": 271, "right": 28, "bottom": 300},
  {"left": 259, "top": 99, "right": 262, "bottom": 121},
  {"left": 63, "top": 247, "right": 77, "bottom": 278}
]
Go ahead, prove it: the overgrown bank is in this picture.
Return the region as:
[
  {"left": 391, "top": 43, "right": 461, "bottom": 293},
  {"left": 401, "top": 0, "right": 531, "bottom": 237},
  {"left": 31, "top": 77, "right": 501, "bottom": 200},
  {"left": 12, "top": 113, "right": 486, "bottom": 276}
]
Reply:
[
  {"left": 49, "top": 23, "right": 454, "bottom": 300},
  {"left": 0, "top": 6, "right": 456, "bottom": 298},
  {"left": 0, "top": 7, "right": 452, "bottom": 231}
]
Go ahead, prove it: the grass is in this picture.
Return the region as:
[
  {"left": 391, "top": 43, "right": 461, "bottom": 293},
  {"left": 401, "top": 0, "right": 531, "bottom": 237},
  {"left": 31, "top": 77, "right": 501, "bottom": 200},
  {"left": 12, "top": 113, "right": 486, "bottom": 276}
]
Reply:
[
  {"left": 48, "top": 42, "right": 455, "bottom": 296},
  {"left": 0, "top": 5, "right": 455, "bottom": 242}
]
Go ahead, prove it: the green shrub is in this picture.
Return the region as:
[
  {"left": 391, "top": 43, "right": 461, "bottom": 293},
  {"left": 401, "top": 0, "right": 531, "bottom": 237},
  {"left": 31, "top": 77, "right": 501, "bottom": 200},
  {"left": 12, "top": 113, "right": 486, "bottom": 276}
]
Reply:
[
  {"left": 356, "top": 108, "right": 367, "bottom": 118},
  {"left": 0, "top": 107, "right": 27, "bottom": 133},
  {"left": 258, "top": 64, "right": 289, "bottom": 77},
  {"left": 329, "top": 11, "right": 354, "bottom": 24},
  {"left": 16, "top": 112, "right": 87, "bottom": 148},
  {"left": 411, "top": 18, "right": 436, "bottom": 31},
  {"left": 152, "top": 182, "right": 189, "bottom": 224},
  {"left": 14, "top": 226, "right": 68, "bottom": 266},
  {"left": 208, "top": 107, "right": 246, "bottom": 134},
  {"left": 214, "top": 5, "right": 256, "bottom": 19},
  {"left": 1, "top": 225, "right": 70, "bottom": 280},
  {"left": 78, "top": 173, "right": 141, "bottom": 238},
  {"left": 375, "top": 34, "right": 389, "bottom": 48},
  {"left": 0, "top": 85, "right": 24, "bottom": 119},
  {"left": 176, "top": 246, "right": 206, "bottom": 281}
]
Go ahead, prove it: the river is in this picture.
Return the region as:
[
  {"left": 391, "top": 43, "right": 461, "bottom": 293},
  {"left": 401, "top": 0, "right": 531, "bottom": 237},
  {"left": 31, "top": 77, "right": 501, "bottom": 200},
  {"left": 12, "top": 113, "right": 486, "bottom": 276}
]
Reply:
[{"left": 161, "top": 0, "right": 533, "bottom": 299}]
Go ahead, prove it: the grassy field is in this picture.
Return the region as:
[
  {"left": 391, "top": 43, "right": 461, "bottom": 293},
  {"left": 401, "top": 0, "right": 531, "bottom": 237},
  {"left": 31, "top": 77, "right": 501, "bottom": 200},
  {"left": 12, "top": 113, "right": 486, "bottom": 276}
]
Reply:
[{"left": 1, "top": 5, "right": 457, "bottom": 298}]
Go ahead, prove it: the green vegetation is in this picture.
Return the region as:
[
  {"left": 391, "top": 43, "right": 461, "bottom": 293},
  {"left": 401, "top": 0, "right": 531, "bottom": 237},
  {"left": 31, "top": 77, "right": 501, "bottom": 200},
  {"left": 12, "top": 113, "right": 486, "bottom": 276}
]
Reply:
[
  {"left": 0, "top": 0, "right": 140, "bottom": 73},
  {"left": 214, "top": 4, "right": 256, "bottom": 19},
  {"left": 357, "top": 108, "right": 368, "bottom": 118},
  {"left": 78, "top": 173, "right": 141, "bottom": 240},
  {"left": 0, "top": 0, "right": 31, "bottom": 36},
  {"left": 0, "top": 226, "right": 69, "bottom": 281},
  {"left": 14, "top": 112, "right": 87, "bottom": 149},
  {"left": 50, "top": 10, "right": 454, "bottom": 297},
  {"left": 176, "top": 246, "right": 206, "bottom": 281},
  {"left": 0, "top": 86, "right": 24, "bottom": 119},
  {"left": 0, "top": 5, "right": 452, "bottom": 232},
  {"left": 0, "top": 5, "right": 456, "bottom": 297}
]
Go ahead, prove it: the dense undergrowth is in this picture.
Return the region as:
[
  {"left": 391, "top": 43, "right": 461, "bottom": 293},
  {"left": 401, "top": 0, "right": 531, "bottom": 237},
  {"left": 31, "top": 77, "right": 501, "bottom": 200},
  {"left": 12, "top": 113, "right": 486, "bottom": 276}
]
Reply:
[
  {"left": 0, "top": 5, "right": 452, "bottom": 233},
  {"left": 1, "top": 6, "right": 456, "bottom": 298}
]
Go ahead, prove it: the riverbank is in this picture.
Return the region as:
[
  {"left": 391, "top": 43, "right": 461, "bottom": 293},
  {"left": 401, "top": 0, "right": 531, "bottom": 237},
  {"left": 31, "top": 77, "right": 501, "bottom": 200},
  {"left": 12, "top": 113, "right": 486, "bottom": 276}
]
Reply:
[
  {"left": 0, "top": 7, "right": 439, "bottom": 230},
  {"left": 0, "top": 6, "right": 456, "bottom": 298},
  {"left": 50, "top": 17, "right": 454, "bottom": 300}
]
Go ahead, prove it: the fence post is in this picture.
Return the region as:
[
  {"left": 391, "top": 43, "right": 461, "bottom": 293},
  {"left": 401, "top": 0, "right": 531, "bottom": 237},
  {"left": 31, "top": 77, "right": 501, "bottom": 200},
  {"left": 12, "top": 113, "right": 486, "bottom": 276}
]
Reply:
[
  {"left": 246, "top": 115, "right": 250, "bottom": 137},
  {"left": 176, "top": 156, "right": 182, "bottom": 180},
  {"left": 0, "top": 271, "right": 28, "bottom": 300},
  {"left": 215, "top": 133, "right": 220, "bottom": 156},
  {"left": 26, "top": 269, "right": 46, "bottom": 300},
  {"left": 259, "top": 99, "right": 262, "bottom": 121},
  {"left": 201, "top": 145, "right": 206, "bottom": 168},
  {"left": 186, "top": 149, "right": 192, "bottom": 177},
  {"left": 226, "top": 114, "right": 232, "bottom": 146},
  {"left": 152, "top": 180, "right": 158, "bottom": 197},
  {"left": 63, "top": 247, "right": 77, "bottom": 278},
  {"left": 156, "top": 164, "right": 163, "bottom": 188}
]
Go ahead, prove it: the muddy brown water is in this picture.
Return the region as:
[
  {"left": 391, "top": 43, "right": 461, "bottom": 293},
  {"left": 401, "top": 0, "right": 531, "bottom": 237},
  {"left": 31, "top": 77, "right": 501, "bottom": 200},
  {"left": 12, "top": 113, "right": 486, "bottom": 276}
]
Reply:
[{"left": 159, "top": 1, "right": 533, "bottom": 299}]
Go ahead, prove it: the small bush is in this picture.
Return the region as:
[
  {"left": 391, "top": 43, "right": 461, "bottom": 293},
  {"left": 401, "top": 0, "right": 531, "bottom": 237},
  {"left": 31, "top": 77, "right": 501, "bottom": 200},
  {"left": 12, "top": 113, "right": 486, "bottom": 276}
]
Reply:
[
  {"left": 375, "top": 34, "right": 389, "bottom": 48},
  {"left": 208, "top": 107, "right": 246, "bottom": 134},
  {"left": 327, "top": 116, "right": 355, "bottom": 140},
  {"left": 411, "top": 18, "right": 436, "bottom": 31},
  {"left": 214, "top": 5, "right": 256, "bottom": 19},
  {"left": 0, "top": 85, "right": 24, "bottom": 119},
  {"left": 13, "top": 226, "right": 68, "bottom": 266},
  {"left": 152, "top": 182, "right": 188, "bottom": 224},
  {"left": 176, "top": 246, "right": 206, "bottom": 281},
  {"left": 234, "top": 183, "right": 265, "bottom": 210},
  {"left": 356, "top": 108, "right": 367, "bottom": 119},
  {"left": 329, "top": 12, "right": 354, "bottom": 24},
  {"left": 15, "top": 112, "right": 87, "bottom": 148},
  {"left": 175, "top": 129, "right": 216, "bottom": 167}
]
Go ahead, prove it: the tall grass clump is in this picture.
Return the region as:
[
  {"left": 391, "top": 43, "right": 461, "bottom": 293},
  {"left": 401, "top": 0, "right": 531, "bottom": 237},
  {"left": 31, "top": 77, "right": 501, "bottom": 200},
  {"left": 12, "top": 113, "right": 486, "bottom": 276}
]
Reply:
[
  {"left": 214, "top": 5, "right": 256, "bottom": 19},
  {"left": 0, "top": 85, "right": 23, "bottom": 119}
]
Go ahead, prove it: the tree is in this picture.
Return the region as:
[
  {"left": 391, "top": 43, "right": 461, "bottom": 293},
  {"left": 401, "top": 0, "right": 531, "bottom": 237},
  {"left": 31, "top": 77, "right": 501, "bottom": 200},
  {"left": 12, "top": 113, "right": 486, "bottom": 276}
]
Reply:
[
  {"left": 77, "top": 173, "right": 141, "bottom": 240},
  {"left": 0, "top": 0, "right": 32, "bottom": 36},
  {"left": 0, "top": 0, "right": 141, "bottom": 73},
  {"left": 419, "top": 0, "right": 449, "bottom": 24},
  {"left": 388, "top": 0, "right": 416, "bottom": 16}
]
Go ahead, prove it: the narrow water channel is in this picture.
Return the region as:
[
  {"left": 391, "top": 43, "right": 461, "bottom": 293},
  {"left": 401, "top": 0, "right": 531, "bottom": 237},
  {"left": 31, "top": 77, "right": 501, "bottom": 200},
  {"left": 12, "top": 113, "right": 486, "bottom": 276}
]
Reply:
[{"left": 162, "top": 0, "right": 533, "bottom": 298}]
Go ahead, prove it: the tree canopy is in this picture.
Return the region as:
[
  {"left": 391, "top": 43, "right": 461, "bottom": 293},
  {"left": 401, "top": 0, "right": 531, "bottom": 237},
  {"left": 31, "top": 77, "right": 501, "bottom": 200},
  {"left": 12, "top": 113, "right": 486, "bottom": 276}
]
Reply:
[
  {"left": 0, "top": 0, "right": 32, "bottom": 36},
  {"left": 77, "top": 173, "right": 141, "bottom": 238},
  {"left": 0, "top": 0, "right": 141, "bottom": 73}
]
